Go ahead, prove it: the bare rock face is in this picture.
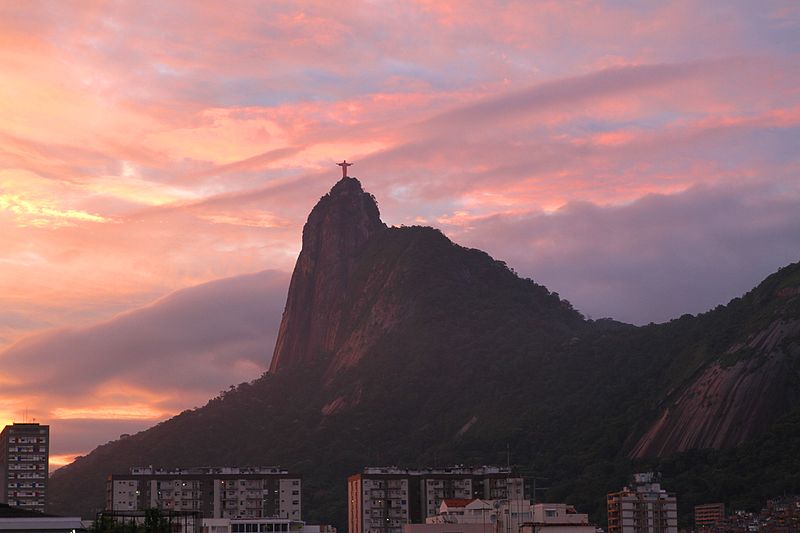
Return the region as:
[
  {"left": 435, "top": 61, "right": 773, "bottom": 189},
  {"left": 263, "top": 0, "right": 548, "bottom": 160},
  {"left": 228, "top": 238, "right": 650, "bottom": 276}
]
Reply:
[
  {"left": 269, "top": 177, "right": 386, "bottom": 373},
  {"left": 631, "top": 318, "right": 800, "bottom": 458},
  {"left": 269, "top": 176, "right": 583, "bottom": 384}
]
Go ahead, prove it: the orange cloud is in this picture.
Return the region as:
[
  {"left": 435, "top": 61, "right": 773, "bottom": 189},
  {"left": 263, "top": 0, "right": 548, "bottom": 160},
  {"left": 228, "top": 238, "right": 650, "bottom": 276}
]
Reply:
[
  {"left": 51, "top": 406, "right": 167, "bottom": 421},
  {"left": 49, "top": 454, "right": 80, "bottom": 471}
]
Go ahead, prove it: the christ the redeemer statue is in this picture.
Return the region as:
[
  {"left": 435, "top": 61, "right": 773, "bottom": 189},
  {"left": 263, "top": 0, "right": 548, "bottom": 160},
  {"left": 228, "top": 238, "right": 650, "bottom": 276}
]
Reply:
[{"left": 337, "top": 160, "right": 353, "bottom": 177}]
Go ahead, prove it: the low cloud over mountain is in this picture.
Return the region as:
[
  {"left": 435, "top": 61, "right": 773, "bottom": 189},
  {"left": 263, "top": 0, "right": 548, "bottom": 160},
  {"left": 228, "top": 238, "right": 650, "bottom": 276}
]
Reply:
[
  {"left": 445, "top": 181, "right": 800, "bottom": 324},
  {"left": 0, "top": 270, "right": 288, "bottom": 461}
]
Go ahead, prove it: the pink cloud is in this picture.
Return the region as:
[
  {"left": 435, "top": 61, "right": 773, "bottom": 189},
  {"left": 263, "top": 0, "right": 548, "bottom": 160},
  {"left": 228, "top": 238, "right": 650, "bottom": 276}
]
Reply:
[
  {"left": 0, "top": 0, "right": 797, "bottom": 461},
  {"left": 0, "top": 271, "right": 289, "bottom": 458}
]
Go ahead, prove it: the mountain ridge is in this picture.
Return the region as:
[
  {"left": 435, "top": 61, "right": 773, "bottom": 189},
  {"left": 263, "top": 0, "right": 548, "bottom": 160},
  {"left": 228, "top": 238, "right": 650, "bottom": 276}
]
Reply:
[{"left": 48, "top": 176, "right": 800, "bottom": 527}]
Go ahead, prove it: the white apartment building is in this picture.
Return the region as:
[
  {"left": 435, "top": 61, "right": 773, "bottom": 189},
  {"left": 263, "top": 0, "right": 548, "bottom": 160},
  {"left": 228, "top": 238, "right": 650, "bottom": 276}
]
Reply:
[
  {"left": 426, "top": 499, "right": 495, "bottom": 524},
  {"left": 607, "top": 473, "right": 677, "bottom": 533},
  {"left": 411, "top": 500, "right": 594, "bottom": 533},
  {"left": 107, "top": 467, "right": 301, "bottom": 520}
]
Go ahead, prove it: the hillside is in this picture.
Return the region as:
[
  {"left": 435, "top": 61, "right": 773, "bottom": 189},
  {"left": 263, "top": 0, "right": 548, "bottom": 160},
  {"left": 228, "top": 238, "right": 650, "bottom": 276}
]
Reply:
[
  {"left": 631, "top": 265, "right": 800, "bottom": 458},
  {"left": 48, "top": 177, "right": 800, "bottom": 527}
]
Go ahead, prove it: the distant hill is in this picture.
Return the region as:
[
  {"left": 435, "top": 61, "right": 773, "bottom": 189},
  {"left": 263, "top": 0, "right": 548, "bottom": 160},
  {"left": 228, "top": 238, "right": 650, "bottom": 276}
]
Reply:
[{"left": 49, "top": 176, "right": 800, "bottom": 527}]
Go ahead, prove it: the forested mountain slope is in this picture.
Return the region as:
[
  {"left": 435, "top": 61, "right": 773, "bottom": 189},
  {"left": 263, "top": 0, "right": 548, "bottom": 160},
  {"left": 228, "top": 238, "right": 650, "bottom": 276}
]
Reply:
[{"left": 49, "top": 177, "right": 800, "bottom": 527}]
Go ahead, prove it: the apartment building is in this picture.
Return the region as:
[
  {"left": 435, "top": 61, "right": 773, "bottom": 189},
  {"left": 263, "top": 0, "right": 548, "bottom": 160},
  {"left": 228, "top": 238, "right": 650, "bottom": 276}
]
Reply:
[
  {"left": 202, "top": 517, "right": 337, "bottom": 533},
  {"left": 0, "top": 423, "right": 49, "bottom": 513},
  {"left": 348, "top": 466, "right": 524, "bottom": 533},
  {"left": 607, "top": 473, "right": 677, "bottom": 533},
  {"left": 695, "top": 503, "right": 725, "bottom": 530},
  {"left": 107, "top": 466, "right": 301, "bottom": 520}
]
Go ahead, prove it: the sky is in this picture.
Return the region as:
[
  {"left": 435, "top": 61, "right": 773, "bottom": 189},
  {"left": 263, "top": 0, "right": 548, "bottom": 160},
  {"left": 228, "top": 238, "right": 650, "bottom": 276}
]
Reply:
[{"left": 0, "top": 0, "right": 799, "bottom": 468}]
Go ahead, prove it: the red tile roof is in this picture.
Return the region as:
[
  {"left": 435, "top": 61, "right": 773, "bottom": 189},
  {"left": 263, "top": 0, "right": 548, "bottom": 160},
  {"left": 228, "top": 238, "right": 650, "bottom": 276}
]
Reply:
[{"left": 442, "top": 499, "right": 475, "bottom": 508}]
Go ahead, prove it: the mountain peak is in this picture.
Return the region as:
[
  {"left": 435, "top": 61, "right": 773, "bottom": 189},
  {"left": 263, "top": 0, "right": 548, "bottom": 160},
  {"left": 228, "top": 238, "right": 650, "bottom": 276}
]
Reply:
[
  {"left": 269, "top": 176, "right": 386, "bottom": 373},
  {"left": 329, "top": 175, "right": 366, "bottom": 194},
  {"left": 306, "top": 176, "right": 383, "bottom": 238}
]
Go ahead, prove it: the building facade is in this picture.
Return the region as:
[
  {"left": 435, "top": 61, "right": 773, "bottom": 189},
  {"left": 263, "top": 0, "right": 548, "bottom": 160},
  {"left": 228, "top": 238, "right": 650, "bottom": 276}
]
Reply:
[
  {"left": 519, "top": 503, "right": 596, "bottom": 533},
  {"left": 607, "top": 473, "right": 677, "bottom": 533},
  {"left": 695, "top": 503, "right": 725, "bottom": 530},
  {"left": 100, "top": 514, "right": 335, "bottom": 533},
  {"left": 409, "top": 500, "right": 594, "bottom": 533},
  {"left": 202, "top": 517, "right": 337, "bottom": 533},
  {"left": 348, "top": 466, "right": 525, "bottom": 533},
  {"left": 427, "top": 498, "right": 535, "bottom": 533},
  {"left": 426, "top": 499, "right": 496, "bottom": 525},
  {"left": 106, "top": 467, "right": 301, "bottom": 520},
  {"left": 0, "top": 423, "right": 49, "bottom": 513},
  {"left": 404, "top": 523, "right": 488, "bottom": 533}
]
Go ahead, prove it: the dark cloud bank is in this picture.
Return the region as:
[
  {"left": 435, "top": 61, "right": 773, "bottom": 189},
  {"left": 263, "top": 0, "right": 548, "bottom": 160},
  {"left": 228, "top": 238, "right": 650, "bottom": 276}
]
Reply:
[
  {"left": 0, "top": 270, "right": 289, "bottom": 457},
  {"left": 1, "top": 270, "right": 290, "bottom": 400},
  {"left": 455, "top": 182, "right": 800, "bottom": 324}
]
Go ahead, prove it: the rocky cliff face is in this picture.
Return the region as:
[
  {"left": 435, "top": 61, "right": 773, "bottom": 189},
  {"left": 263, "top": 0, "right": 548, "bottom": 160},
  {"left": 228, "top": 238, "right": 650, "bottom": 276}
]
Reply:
[
  {"left": 631, "top": 320, "right": 800, "bottom": 457},
  {"left": 631, "top": 271, "right": 800, "bottom": 458},
  {"left": 269, "top": 177, "right": 386, "bottom": 373},
  {"left": 268, "top": 176, "right": 581, "bottom": 382}
]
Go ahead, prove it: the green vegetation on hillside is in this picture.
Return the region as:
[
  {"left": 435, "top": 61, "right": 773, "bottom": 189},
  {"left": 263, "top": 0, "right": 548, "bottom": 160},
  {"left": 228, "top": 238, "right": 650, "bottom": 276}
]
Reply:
[{"left": 48, "top": 228, "right": 800, "bottom": 530}]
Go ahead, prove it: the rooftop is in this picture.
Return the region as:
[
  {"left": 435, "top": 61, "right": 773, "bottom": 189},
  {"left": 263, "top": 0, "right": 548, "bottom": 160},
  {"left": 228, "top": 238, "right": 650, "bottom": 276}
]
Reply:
[
  {"left": 129, "top": 466, "right": 289, "bottom": 475},
  {"left": 442, "top": 499, "right": 476, "bottom": 508},
  {"left": 362, "top": 466, "right": 513, "bottom": 476}
]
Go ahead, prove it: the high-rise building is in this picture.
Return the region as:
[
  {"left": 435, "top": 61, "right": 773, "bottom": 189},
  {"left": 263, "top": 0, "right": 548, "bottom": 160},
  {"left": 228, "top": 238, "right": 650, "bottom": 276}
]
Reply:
[
  {"left": 347, "top": 466, "right": 525, "bottom": 533},
  {"left": 607, "top": 473, "right": 677, "bottom": 533},
  {"left": 0, "top": 423, "right": 50, "bottom": 513},
  {"left": 106, "top": 466, "right": 301, "bottom": 520}
]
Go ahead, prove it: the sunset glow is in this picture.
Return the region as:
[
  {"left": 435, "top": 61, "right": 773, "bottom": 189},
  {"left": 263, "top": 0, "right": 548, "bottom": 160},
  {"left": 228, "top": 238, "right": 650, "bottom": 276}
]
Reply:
[
  {"left": 1, "top": 0, "right": 799, "bottom": 465},
  {"left": 50, "top": 406, "right": 167, "bottom": 421},
  {"left": 49, "top": 454, "right": 80, "bottom": 471}
]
